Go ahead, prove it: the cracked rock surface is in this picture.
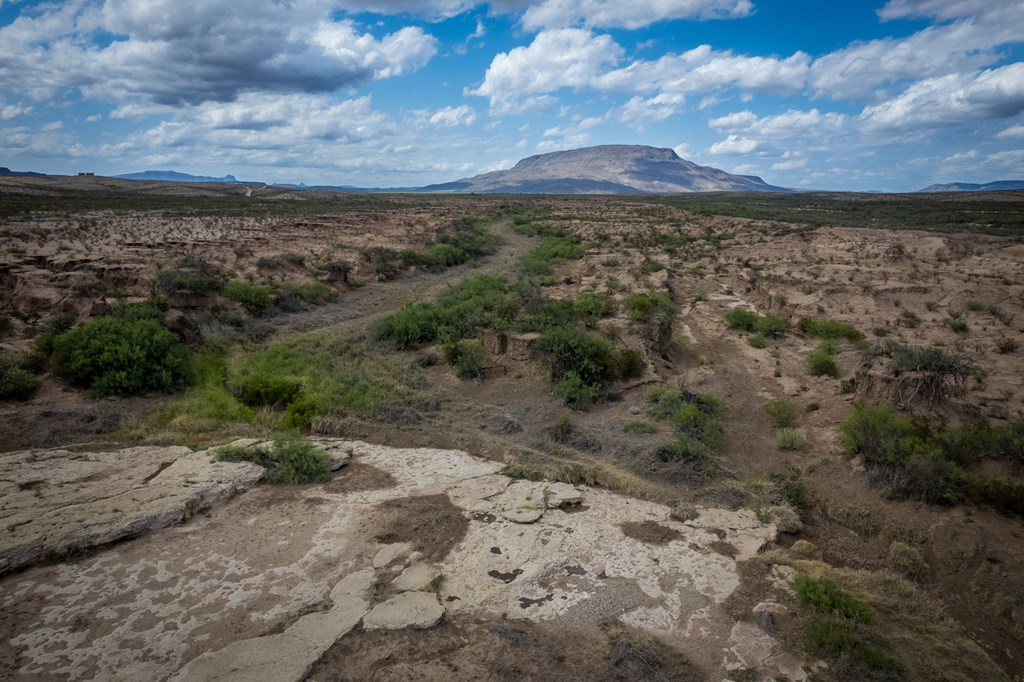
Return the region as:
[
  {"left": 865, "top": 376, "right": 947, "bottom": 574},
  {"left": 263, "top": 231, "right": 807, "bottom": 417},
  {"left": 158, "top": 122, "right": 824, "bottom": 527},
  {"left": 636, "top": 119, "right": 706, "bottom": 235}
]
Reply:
[{"left": 0, "top": 440, "right": 801, "bottom": 681}]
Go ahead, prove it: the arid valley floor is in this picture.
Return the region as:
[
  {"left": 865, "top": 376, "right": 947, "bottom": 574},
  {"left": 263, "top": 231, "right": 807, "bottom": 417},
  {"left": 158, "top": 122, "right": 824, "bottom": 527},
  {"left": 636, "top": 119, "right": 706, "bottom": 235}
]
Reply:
[{"left": 1, "top": 175, "right": 1023, "bottom": 681}]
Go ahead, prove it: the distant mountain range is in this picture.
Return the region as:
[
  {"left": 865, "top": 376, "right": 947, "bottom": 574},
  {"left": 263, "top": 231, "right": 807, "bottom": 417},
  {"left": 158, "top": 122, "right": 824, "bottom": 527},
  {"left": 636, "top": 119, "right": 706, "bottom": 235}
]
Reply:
[
  {"left": 0, "top": 166, "right": 50, "bottom": 178},
  {"left": 917, "top": 180, "right": 1024, "bottom": 192},
  {"left": 420, "top": 145, "right": 789, "bottom": 194},
  {"left": 114, "top": 170, "right": 248, "bottom": 183}
]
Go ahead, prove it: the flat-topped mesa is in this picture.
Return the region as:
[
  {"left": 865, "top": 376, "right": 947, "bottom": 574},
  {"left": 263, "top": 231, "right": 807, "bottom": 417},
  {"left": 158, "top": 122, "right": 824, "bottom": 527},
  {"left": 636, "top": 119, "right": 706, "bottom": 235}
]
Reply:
[{"left": 422, "top": 144, "right": 790, "bottom": 194}]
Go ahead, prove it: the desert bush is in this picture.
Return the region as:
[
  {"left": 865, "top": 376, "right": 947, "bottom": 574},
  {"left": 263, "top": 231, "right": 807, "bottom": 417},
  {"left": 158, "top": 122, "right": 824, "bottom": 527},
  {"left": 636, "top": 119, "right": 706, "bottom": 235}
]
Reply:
[
  {"left": 553, "top": 371, "right": 600, "bottom": 410},
  {"left": 444, "top": 339, "right": 487, "bottom": 379},
  {"left": 963, "top": 299, "right": 986, "bottom": 312},
  {"left": 798, "top": 317, "right": 864, "bottom": 342},
  {"left": 725, "top": 307, "right": 758, "bottom": 331},
  {"left": 571, "top": 293, "right": 608, "bottom": 326},
  {"left": 898, "top": 310, "right": 921, "bottom": 328},
  {"left": 996, "top": 337, "right": 1019, "bottom": 354},
  {"left": 747, "top": 333, "right": 767, "bottom": 349},
  {"left": 156, "top": 259, "right": 225, "bottom": 295},
  {"left": 861, "top": 340, "right": 975, "bottom": 408},
  {"left": 623, "top": 419, "right": 656, "bottom": 434},
  {"left": 521, "top": 235, "right": 585, "bottom": 276},
  {"left": 765, "top": 399, "right": 797, "bottom": 428},
  {"left": 806, "top": 347, "right": 840, "bottom": 378},
  {"left": 372, "top": 302, "right": 442, "bottom": 349},
  {"left": 944, "top": 317, "right": 969, "bottom": 334},
  {"left": 233, "top": 373, "right": 303, "bottom": 407},
  {"left": 225, "top": 281, "right": 273, "bottom": 316},
  {"left": 623, "top": 291, "right": 674, "bottom": 324},
  {"left": 795, "top": 573, "right": 874, "bottom": 623},
  {"left": 726, "top": 308, "right": 787, "bottom": 337},
  {"left": 616, "top": 348, "right": 646, "bottom": 379},
  {"left": 775, "top": 427, "right": 810, "bottom": 451},
  {"left": 648, "top": 383, "right": 724, "bottom": 475},
  {"left": 215, "top": 434, "right": 331, "bottom": 484},
  {"left": 536, "top": 326, "right": 617, "bottom": 408},
  {"left": 51, "top": 314, "right": 191, "bottom": 397},
  {"left": 0, "top": 353, "right": 40, "bottom": 401}
]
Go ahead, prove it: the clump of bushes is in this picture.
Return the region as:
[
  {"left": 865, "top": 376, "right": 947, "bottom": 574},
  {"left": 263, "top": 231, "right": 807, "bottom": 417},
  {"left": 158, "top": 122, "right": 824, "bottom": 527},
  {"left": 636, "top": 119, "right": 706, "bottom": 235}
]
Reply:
[
  {"left": 775, "top": 427, "right": 810, "bottom": 451},
  {"left": 624, "top": 291, "right": 674, "bottom": 324},
  {"left": 806, "top": 343, "right": 840, "bottom": 378},
  {"left": 214, "top": 434, "right": 332, "bottom": 484},
  {"left": 793, "top": 574, "right": 898, "bottom": 680},
  {"left": 860, "top": 340, "right": 975, "bottom": 408},
  {"left": 764, "top": 399, "right": 797, "bottom": 428},
  {"left": 648, "top": 383, "right": 724, "bottom": 478},
  {"left": 520, "top": 234, "right": 586, "bottom": 277},
  {"left": 50, "top": 301, "right": 191, "bottom": 397},
  {"left": 0, "top": 352, "right": 40, "bottom": 401},
  {"left": 839, "top": 405, "right": 1024, "bottom": 515},
  {"left": 156, "top": 256, "right": 225, "bottom": 295},
  {"left": 798, "top": 317, "right": 864, "bottom": 342},
  {"left": 725, "top": 308, "right": 787, "bottom": 337},
  {"left": 225, "top": 281, "right": 273, "bottom": 316},
  {"left": 444, "top": 339, "right": 486, "bottom": 379}
]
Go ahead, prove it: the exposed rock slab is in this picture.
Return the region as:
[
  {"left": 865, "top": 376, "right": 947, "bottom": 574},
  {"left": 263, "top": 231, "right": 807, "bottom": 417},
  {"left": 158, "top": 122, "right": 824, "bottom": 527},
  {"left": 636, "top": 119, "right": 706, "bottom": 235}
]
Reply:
[
  {"left": 0, "top": 445, "right": 264, "bottom": 576},
  {"left": 392, "top": 563, "right": 441, "bottom": 592},
  {"left": 1, "top": 440, "right": 795, "bottom": 681},
  {"left": 363, "top": 591, "right": 445, "bottom": 631},
  {"left": 170, "top": 568, "right": 374, "bottom": 682}
]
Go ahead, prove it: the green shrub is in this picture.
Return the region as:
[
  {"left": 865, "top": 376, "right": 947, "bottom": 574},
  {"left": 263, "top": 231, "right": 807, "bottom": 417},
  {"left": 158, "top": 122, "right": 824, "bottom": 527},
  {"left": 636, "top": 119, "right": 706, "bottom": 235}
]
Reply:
[
  {"left": 373, "top": 302, "right": 443, "bottom": 349},
  {"left": 726, "top": 308, "right": 786, "bottom": 337},
  {"left": 725, "top": 307, "right": 758, "bottom": 331},
  {"left": 774, "top": 427, "right": 810, "bottom": 451},
  {"left": 963, "top": 299, "right": 986, "bottom": 312},
  {"left": 156, "top": 265, "right": 225, "bottom": 295},
  {"left": 521, "top": 235, "right": 586, "bottom": 276},
  {"left": 806, "top": 347, "right": 840, "bottom": 377},
  {"left": 623, "top": 419, "right": 656, "bottom": 434},
  {"left": 944, "top": 317, "right": 969, "bottom": 334},
  {"left": 648, "top": 383, "right": 724, "bottom": 470},
  {"left": 747, "top": 333, "right": 767, "bottom": 349},
  {"left": 225, "top": 281, "right": 273, "bottom": 316},
  {"left": 616, "top": 348, "right": 646, "bottom": 379},
  {"left": 0, "top": 353, "right": 39, "bottom": 401},
  {"left": 215, "top": 434, "right": 332, "bottom": 484},
  {"left": 794, "top": 574, "right": 873, "bottom": 623},
  {"left": 623, "top": 291, "right": 674, "bottom": 324},
  {"left": 51, "top": 316, "right": 191, "bottom": 396},
  {"left": 755, "top": 314, "right": 788, "bottom": 337},
  {"left": 234, "top": 373, "right": 303, "bottom": 407},
  {"left": 553, "top": 371, "right": 600, "bottom": 410},
  {"left": 444, "top": 339, "right": 487, "bottom": 379},
  {"left": 536, "top": 326, "right": 617, "bottom": 389},
  {"left": 764, "top": 399, "right": 797, "bottom": 428},
  {"left": 798, "top": 317, "right": 864, "bottom": 342},
  {"left": 572, "top": 293, "right": 608, "bottom": 326}
]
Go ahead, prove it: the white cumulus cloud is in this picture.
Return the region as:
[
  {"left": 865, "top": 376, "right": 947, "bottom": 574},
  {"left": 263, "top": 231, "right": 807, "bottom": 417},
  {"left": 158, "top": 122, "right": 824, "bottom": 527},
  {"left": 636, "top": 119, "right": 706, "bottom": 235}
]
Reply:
[
  {"left": 521, "top": 0, "right": 753, "bottom": 30},
  {"left": 859, "top": 63, "right": 1024, "bottom": 132}
]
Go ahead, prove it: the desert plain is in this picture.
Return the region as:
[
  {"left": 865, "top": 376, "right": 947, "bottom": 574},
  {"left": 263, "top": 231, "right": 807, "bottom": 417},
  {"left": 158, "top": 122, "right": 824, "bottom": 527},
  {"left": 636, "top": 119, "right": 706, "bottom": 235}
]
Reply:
[{"left": 1, "top": 174, "right": 1023, "bottom": 681}]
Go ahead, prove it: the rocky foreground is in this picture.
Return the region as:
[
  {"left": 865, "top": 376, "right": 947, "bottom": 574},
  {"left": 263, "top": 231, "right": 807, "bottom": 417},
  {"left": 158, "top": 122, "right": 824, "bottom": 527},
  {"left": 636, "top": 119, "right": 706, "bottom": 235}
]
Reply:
[{"left": 1, "top": 440, "right": 805, "bottom": 681}]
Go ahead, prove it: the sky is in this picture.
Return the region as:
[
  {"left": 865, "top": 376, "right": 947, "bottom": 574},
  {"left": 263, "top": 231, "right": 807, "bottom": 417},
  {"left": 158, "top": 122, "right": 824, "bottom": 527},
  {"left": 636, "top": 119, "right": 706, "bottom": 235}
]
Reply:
[{"left": 1, "top": 0, "right": 1023, "bottom": 191}]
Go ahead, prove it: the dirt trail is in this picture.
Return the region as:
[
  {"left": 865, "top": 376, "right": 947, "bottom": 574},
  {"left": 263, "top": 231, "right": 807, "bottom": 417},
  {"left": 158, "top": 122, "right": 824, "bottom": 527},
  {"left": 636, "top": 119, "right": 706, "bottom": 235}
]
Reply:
[{"left": 272, "top": 218, "right": 534, "bottom": 336}]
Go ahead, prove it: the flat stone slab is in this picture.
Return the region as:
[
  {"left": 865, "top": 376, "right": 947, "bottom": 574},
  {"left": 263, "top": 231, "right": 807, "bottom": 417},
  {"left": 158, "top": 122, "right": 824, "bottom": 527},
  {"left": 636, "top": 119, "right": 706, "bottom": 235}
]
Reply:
[
  {"left": 363, "top": 591, "right": 445, "bottom": 630},
  {"left": 392, "top": 563, "right": 441, "bottom": 592},
  {"left": 0, "top": 444, "right": 264, "bottom": 576},
  {"left": 0, "top": 440, "right": 795, "bottom": 681}
]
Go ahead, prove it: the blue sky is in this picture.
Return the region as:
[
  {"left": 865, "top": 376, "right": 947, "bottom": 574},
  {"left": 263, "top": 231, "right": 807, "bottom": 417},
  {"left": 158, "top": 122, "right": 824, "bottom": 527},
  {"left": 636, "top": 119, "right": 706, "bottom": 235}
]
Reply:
[{"left": 1, "top": 0, "right": 1022, "bottom": 191}]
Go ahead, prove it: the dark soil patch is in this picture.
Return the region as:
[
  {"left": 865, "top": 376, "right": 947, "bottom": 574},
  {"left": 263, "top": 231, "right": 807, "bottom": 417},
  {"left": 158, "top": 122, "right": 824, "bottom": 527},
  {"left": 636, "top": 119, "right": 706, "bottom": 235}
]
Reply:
[
  {"left": 323, "top": 462, "right": 397, "bottom": 493},
  {"left": 375, "top": 494, "right": 468, "bottom": 562},
  {"left": 620, "top": 521, "right": 682, "bottom": 546},
  {"left": 307, "top": 614, "right": 703, "bottom": 682}
]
